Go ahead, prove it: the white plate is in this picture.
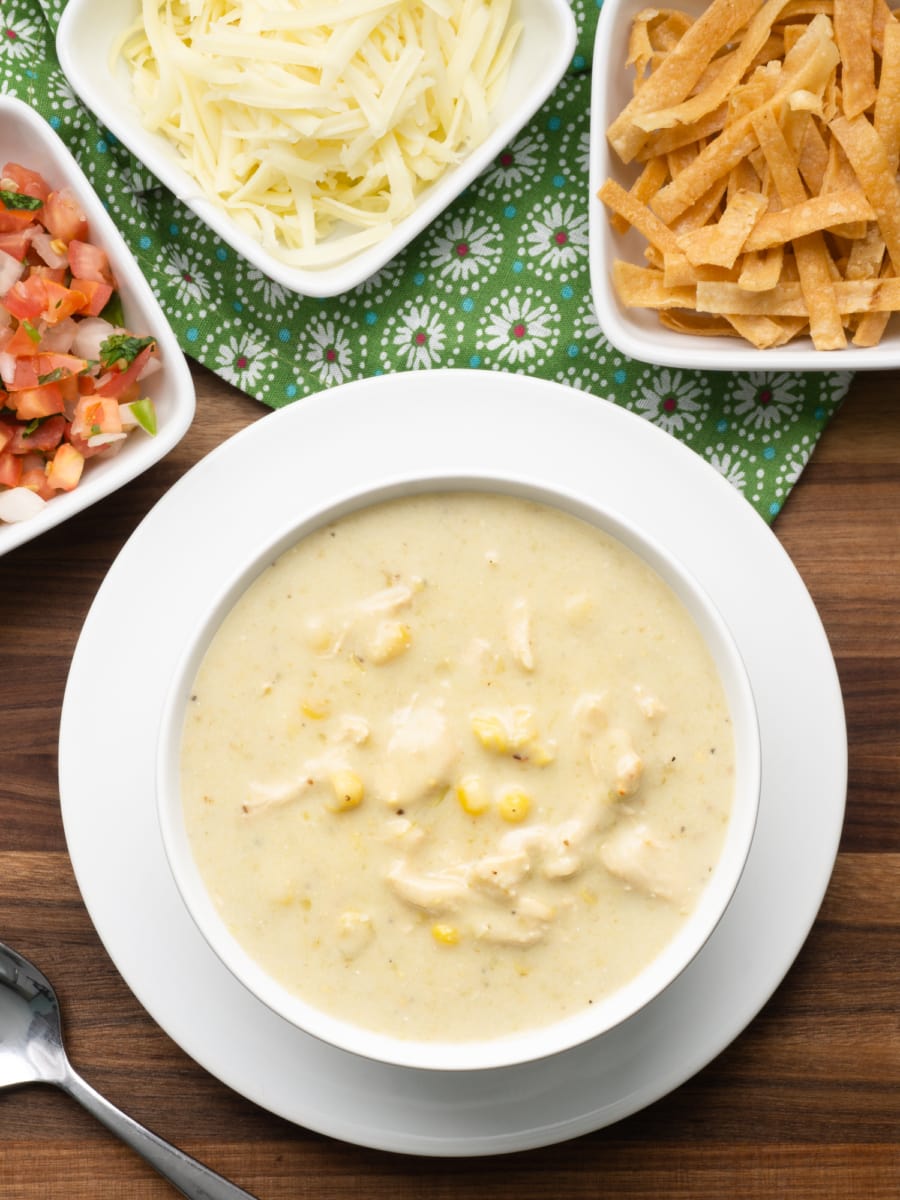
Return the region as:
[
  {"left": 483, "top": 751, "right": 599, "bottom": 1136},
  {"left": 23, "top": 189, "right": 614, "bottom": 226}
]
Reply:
[
  {"left": 588, "top": 0, "right": 900, "bottom": 371},
  {"left": 59, "top": 371, "right": 846, "bottom": 1157},
  {"left": 0, "top": 96, "right": 195, "bottom": 556},
  {"left": 57, "top": 0, "right": 577, "bottom": 298}
]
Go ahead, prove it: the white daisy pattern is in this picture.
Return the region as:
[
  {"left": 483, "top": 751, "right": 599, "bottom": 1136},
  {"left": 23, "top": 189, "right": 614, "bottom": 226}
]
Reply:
[
  {"left": 727, "top": 372, "right": 804, "bottom": 431},
  {"left": 391, "top": 302, "right": 447, "bottom": 370},
  {"left": 161, "top": 249, "right": 212, "bottom": 307},
  {"left": 0, "top": 5, "right": 41, "bottom": 60},
  {"left": 706, "top": 447, "right": 751, "bottom": 492},
  {"left": 523, "top": 199, "right": 589, "bottom": 273},
  {"left": 215, "top": 330, "right": 274, "bottom": 391},
  {"left": 245, "top": 266, "right": 292, "bottom": 311},
  {"left": 633, "top": 368, "right": 709, "bottom": 437},
  {"left": 427, "top": 214, "right": 502, "bottom": 284},
  {"left": 304, "top": 317, "right": 355, "bottom": 386},
  {"left": 483, "top": 131, "right": 548, "bottom": 191},
  {"left": 481, "top": 289, "right": 559, "bottom": 367}
]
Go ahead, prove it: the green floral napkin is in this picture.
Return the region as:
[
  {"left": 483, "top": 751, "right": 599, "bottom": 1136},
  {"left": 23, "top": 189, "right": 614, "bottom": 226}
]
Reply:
[{"left": 2, "top": 0, "right": 851, "bottom": 522}]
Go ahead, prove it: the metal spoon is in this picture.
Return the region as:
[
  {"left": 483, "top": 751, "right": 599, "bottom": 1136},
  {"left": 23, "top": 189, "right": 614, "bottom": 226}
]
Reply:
[{"left": 0, "top": 940, "right": 260, "bottom": 1200}]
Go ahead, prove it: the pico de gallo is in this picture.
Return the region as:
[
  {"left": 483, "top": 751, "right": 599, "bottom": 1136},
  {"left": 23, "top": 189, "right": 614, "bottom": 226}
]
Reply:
[{"left": 0, "top": 160, "right": 159, "bottom": 523}]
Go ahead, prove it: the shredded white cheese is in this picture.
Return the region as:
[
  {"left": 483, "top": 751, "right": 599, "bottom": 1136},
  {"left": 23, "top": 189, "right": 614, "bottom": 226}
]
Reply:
[{"left": 117, "top": 0, "right": 522, "bottom": 267}]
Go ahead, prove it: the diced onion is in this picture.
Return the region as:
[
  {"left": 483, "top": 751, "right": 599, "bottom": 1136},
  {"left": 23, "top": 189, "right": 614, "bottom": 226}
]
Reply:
[
  {"left": 70, "top": 316, "right": 118, "bottom": 361},
  {"left": 0, "top": 487, "right": 47, "bottom": 523},
  {"left": 117, "top": 0, "right": 521, "bottom": 267},
  {"left": 0, "top": 248, "right": 25, "bottom": 298}
]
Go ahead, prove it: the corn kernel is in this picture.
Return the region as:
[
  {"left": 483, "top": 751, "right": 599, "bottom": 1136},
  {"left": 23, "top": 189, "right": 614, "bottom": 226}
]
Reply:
[
  {"left": 369, "top": 620, "right": 412, "bottom": 664},
  {"left": 470, "top": 713, "right": 509, "bottom": 754},
  {"left": 300, "top": 699, "right": 330, "bottom": 719},
  {"left": 497, "top": 788, "right": 531, "bottom": 823},
  {"left": 456, "top": 775, "right": 490, "bottom": 815},
  {"left": 431, "top": 923, "right": 460, "bottom": 945},
  {"left": 328, "top": 769, "right": 364, "bottom": 811},
  {"left": 531, "top": 742, "right": 557, "bottom": 767}
]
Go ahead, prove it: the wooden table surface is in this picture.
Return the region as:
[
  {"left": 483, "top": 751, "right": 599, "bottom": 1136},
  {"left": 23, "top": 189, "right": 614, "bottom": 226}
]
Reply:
[{"left": 1, "top": 363, "right": 898, "bottom": 1200}]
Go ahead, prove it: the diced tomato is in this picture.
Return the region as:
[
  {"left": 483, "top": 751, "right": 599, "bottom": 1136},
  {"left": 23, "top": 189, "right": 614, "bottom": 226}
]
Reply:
[
  {"left": 3, "top": 274, "right": 48, "bottom": 321},
  {"left": 4, "top": 321, "right": 42, "bottom": 358},
  {"left": 68, "top": 240, "right": 111, "bottom": 284},
  {"left": 0, "top": 449, "right": 21, "bottom": 487},
  {"left": 29, "top": 265, "right": 67, "bottom": 286},
  {"left": 45, "top": 441, "right": 84, "bottom": 491},
  {"left": 8, "top": 353, "right": 89, "bottom": 391},
  {"left": 0, "top": 420, "right": 12, "bottom": 454},
  {"left": 1, "top": 163, "right": 51, "bottom": 205},
  {"left": 8, "top": 414, "right": 66, "bottom": 454},
  {"left": 40, "top": 188, "right": 89, "bottom": 242},
  {"left": 0, "top": 200, "right": 36, "bottom": 234},
  {"left": 96, "top": 344, "right": 155, "bottom": 399},
  {"left": 71, "top": 394, "right": 122, "bottom": 439},
  {"left": 71, "top": 278, "right": 113, "bottom": 317},
  {"left": 65, "top": 427, "right": 112, "bottom": 460},
  {"left": 19, "top": 464, "right": 54, "bottom": 500},
  {"left": 0, "top": 229, "right": 32, "bottom": 260},
  {"left": 12, "top": 382, "right": 65, "bottom": 420},
  {"left": 41, "top": 279, "right": 88, "bottom": 325}
]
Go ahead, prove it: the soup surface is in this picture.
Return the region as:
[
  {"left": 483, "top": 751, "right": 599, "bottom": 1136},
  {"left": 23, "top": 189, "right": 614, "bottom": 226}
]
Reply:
[{"left": 180, "top": 491, "right": 735, "bottom": 1042}]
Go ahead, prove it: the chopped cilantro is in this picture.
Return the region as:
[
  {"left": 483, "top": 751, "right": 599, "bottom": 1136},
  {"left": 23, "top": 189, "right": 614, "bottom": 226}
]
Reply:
[
  {"left": 99, "top": 333, "right": 156, "bottom": 371},
  {"left": 23, "top": 418, "right": 40, "bottom": 436},
  {"left": 37, "top": 368, "right": 66, "bottom": 385},
  {"left": 22, "top": 320, "right": 41, "bottom": 344},
  {"left": 0, "top": 189, "right": 42, "bottom": 212},
  {"left": 90, "top": 423, "right": 102, "bottom": 436}
]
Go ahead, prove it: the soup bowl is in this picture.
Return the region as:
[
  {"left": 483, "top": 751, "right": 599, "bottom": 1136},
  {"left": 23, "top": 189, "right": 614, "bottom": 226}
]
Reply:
[{"left": 156, "top": 473, "right": 761, "bottom": 1072}]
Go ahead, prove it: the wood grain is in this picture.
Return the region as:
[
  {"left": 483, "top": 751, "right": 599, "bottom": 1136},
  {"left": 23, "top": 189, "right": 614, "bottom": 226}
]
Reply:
[{"left": 0, "top": 364, "right": 897, "bottom": 1199}]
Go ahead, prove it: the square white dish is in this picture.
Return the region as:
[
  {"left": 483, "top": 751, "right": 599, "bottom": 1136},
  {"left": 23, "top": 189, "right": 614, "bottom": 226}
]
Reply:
[
  {"left": 57, "top": 0, "right": 578, "bottom": 298},
  {"left": 0, "top": 95, "right": 195, "bottom": 558},
  {"left": 588, "top": 0, "right": 900, "bottom": 371}
]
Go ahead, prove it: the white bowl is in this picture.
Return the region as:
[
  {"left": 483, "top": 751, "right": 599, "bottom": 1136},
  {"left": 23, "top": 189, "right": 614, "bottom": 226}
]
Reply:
[
  {"left": 156, "top": 473, "right": 761, "bottom": 1073},
  {"left": 57, "top": 0, "right": 577, "bottom": 298},
  {"left": 588, "top": 0, "right": 900, "bottom": 370},
  {"left": 0, "top": 96, "right": 195, "bottom": 557}
]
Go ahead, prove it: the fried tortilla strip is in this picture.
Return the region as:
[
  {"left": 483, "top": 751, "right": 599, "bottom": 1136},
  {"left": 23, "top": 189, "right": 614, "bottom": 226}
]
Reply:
[
  {"left": 834, "top": 0, "right": 876, "bottom": 119},
  {"left": 608, "top": 156, "right": 669, "bottom": 234},
  {"left": 636, "top": 104, "right": 729, "bottom": 162},
  {"left": 872, "top": 0, "right": 897, "bottom": 58},
  {"left": 778, "top": 1, "right": 834, "bottom": 15},
  {"left": 632, "top": 0, "right": 801, "bottom": 133},
  {"left": 874, "top": 19, "right": 900, "bottom": 169},
  {"left": 830, "top": 112, "right": 900, "bottom": 270},
  {"left": 696, "top": 276, "right": 900, "bottom": 314},
  {"left": 607, "top": 0, "right": 762, "bottom": 163},
  {"left": 751, "top": 106, "right": 845, "bottom": 348},
  {"left": 659, "top": 310, "right": 734, "bottom": 337},
  {"left": 796, "top": 116, "right": 830, "bottom": 193},
  {"left": 738, "top": 245, "right": 785, "bottom": 291},
  {"left": 598, "top": 177, "right": 683, "bottom": 258},
  {"left": 743, "top": 188, "right": 875, "bottom": 249},
  {"left": 650, "top": 14, "right": 840, "bottom": 224},
  {"left": 612, "top": 261, "right": 697, "bottom": 309},
  {"left": 676, "top": 189, "right": 768, "bottom": 267},
  {"left": 724, "top": 313, "right": 807, "bottom": 347},
  {"left": 853, "top": 260, "right": 895, "bottom": 345}
]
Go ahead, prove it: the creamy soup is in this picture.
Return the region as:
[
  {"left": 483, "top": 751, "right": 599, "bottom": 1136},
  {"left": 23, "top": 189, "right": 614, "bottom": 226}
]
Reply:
[{"left": 180, "top": 492, "right": 735, "bottom": 1043}]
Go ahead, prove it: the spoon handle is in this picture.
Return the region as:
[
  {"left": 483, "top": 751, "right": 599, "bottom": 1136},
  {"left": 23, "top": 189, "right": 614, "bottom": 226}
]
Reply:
[{"left": 61, "top": 1066, "right": 260, "bottom": 1200}]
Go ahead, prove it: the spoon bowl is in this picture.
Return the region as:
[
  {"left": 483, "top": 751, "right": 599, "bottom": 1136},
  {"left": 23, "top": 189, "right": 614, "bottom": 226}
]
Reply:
[{"left": 0, "top": 940, "right": 259, "bottom": 1199}]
